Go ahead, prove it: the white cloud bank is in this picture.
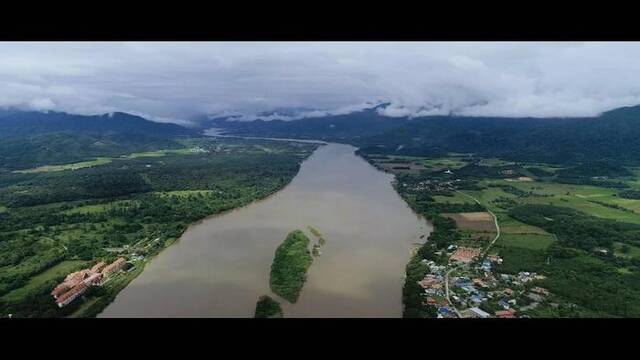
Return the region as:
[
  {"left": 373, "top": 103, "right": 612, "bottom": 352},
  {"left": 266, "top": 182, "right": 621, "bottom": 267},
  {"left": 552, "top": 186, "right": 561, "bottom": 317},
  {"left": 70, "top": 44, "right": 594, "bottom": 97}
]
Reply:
[{"left": 2, "top": 42, "right": 640, "bottom": 123}]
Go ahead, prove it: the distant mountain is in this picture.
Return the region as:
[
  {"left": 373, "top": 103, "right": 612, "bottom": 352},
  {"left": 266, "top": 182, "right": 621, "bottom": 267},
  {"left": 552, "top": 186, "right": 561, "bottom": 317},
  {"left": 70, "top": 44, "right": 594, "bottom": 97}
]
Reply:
[
  {"left": 209, "top": 104, "right": 640, "bottom": 165},
  {"left": 0, "top": 110, "right": 198, "bottom": 171},
  {"left": 205, "top": 105, "right": 409, "bottom": 142},
  {"left": 0, "top": 110, "right": 196, "bottom": 138}
]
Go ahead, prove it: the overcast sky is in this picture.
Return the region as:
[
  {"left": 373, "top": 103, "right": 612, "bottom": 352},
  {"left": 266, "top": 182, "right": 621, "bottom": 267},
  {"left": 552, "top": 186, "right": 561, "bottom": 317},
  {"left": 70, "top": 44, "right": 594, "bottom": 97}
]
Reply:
[{"left": 2, "top": 42, "right": 640, "bottom": 124}]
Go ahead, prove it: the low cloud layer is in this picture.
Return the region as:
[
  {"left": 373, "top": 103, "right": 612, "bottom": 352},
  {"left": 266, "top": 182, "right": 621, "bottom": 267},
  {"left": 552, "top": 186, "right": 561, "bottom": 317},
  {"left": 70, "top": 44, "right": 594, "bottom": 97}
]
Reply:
[{"left": 2, "top": 42, "right": 640, "bottom": 123}]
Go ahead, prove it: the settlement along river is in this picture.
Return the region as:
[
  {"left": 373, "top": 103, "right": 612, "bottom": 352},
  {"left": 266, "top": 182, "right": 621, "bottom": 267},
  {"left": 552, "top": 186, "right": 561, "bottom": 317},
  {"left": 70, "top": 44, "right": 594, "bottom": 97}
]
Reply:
[{"left": 100, "top": 142, "right": 431, "bottom": 317}]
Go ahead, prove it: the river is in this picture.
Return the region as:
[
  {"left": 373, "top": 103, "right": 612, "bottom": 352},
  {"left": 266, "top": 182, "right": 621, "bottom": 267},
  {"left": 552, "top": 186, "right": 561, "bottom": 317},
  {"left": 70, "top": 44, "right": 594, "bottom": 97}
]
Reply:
[{"left": 99, "top": 142, "right": 430, "bottom": 317}]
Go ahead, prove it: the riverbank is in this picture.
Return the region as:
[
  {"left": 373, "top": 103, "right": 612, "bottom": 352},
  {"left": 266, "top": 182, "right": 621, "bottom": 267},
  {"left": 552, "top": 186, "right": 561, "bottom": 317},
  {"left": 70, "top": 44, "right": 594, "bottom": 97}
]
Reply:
[
  {"left": 357, "top": 150, "right": 640, "bottom": 318},
  {"left": 100, "top": 143, "right": 428, "bottom": 317},
  {"left": 0, "top": 137, "right": 318, "bottom": 318}
]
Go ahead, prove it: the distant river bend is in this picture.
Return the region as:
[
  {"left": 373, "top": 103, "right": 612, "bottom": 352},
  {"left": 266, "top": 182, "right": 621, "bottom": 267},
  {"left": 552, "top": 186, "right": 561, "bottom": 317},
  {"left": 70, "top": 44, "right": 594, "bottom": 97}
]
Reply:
[{"left": 100, "top": 142, "right": 431, "bottom": 317}]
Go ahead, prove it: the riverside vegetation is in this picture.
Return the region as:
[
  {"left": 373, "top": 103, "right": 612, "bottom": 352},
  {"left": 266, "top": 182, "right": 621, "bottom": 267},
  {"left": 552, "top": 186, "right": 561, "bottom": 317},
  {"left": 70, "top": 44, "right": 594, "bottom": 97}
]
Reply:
[
  {"left": 254, "top": 295, "right": 283, "bottom": 318},
  {"left": 0, "top": 137, "right": 318, "bottom": 317}
]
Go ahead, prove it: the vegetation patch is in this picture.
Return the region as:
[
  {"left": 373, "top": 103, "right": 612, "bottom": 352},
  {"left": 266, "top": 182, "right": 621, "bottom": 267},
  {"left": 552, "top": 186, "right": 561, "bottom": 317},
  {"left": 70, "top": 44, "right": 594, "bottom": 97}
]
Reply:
[
  {"left": 498, "top": 233, "right": 555, "bottom": 251},
  {"left": 14, "top": 158, "right": 113, "bottom": 174},
  {"left": 254, "top": 295, "right": 283, "bottom": 318},
  {"left": 269, "top": 230, "right": 313, "bottom": 303}
]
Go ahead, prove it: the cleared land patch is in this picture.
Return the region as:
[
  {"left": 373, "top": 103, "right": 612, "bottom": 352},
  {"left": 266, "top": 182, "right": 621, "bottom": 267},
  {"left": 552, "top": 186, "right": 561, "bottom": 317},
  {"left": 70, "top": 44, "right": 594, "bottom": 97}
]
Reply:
[
  {"left": 14, "top": 158, "right": 113, "bottom": 173},
  {"left": 443, "top": 212, "right": 496, "bottom": 232},
  {"left": 613, "top": 242, "right": 640, "bottom": 259}
]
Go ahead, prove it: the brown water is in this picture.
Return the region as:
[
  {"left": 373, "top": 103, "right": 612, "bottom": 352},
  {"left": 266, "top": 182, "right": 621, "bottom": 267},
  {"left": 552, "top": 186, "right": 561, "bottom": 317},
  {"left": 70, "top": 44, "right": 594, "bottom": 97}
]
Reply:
[{"left": 99, "top": 143, "right": 430, "bottom": 318}]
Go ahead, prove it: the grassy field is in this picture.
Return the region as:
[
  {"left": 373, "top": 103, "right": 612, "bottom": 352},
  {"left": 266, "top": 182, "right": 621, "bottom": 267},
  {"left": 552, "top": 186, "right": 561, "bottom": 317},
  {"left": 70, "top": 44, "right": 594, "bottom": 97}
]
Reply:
[
  {"left": 15, "top": 158, "right": 113, "bottom": 173},
  {"left": 478, "top": 158, "right": 516, "bottom": 167},
  {"left": 479, "top": 179, "right": 640, "bottom": 224},
  {"left": 497, "top": 233, "right": 555, "bottom": 250},
  {"left": 432, "top": 193, "right": 475, "bottom": 205},
  {"left": 423, "top": 157, "right": 468, "bottom": 170},
  {"left": 613, "top": 242, "right": 640, "bottom": 259},
  {"left": 154, "top": 190, "right": 216, "bottom": 197},
  {"left": 1, "top": 260, "right": 88, "bottom": 303},
  {"left": 13, "top": 148, "right": 201, "bottom": 174}
]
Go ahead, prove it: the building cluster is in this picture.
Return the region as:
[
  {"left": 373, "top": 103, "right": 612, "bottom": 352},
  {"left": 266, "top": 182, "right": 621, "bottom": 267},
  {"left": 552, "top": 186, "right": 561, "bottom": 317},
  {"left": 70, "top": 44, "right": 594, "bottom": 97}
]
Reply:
[
  {"left": 418, "top": 249, "right": 553, "bottom": 319},
  {"left": 451, "top": 265, "right": 551, "bottom": 318},
  {"left": 51, "top": 258, "right": 126, "bottom": 308},
  {"left": 399, "top": 178, "right": 458, "bottom": 193},
  {"left": 417, "top": 260, "right": 452, "bottom": 316},
  {"left": 449, "top": 247, "right": 481, "bottom": 263}
]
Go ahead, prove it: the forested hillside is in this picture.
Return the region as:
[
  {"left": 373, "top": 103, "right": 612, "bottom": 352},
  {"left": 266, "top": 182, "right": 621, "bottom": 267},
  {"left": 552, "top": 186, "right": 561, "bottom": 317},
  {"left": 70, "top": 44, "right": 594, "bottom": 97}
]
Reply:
[
  {"left": 0, "top": 110, "right": 197, "bottom": 170},
  {"left": 210, "top": 104, "right": 640, "bottom": 165}
]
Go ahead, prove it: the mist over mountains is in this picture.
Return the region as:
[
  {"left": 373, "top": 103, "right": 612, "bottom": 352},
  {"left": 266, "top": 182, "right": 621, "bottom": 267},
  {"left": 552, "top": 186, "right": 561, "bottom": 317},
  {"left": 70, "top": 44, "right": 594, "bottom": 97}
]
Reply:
[
  {"left": 207, "top": 103, "right": 640, "bottom": 165},
  {"left": 4, "top": 101, "right": 640, "bottom": 170}
]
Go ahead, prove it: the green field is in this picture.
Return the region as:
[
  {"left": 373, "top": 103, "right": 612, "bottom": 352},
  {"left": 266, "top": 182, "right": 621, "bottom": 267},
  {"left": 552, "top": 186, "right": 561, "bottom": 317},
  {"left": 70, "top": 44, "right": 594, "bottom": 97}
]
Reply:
[
  {"left": 613, "top": 242, "right": 640, "bottom": 259},
  {"left": 433, "top": 193, "right": 475, "bottom": 205},
  {"left": 154, "top": 190, "right": 216, "bottom": 198},
  {"left": 423, "top": 157, "right": 468, "bottom": 170},
  {"left": 478, "top": 158, "right": 516, "bottom": 167},
  {"left": 13, "top": 148, "right": 202, "bottom": 174},
  {"left": 15, "top": 158, "right": 113, "bottom": 173},
  {"left": 1, "top": 260, "right": 87, "bottom": 303},
  {"left": 497, "top": 233, "right": 555, "bottom": 250},
  {"left": 469, "top": 179, "right": 640, "bottom": 224}
]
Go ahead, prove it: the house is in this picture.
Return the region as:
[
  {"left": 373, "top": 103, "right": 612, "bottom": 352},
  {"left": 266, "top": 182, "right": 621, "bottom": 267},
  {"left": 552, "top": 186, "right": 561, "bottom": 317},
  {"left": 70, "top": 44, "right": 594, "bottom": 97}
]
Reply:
[
  {"left": 102, "top": 257, "right": 126, "bottom": 277},
  {"left": 82, "top": 272, "right": 103, "bottom": 286},
  {"left": 55, "top": 283, "right": 88, "bottom": 308},
  {"left": 465, "top": 307, "right": 491, "bottom": 318},
  {"left": 450, "top": 247, "right": 481, "bottom": 263},
  {"left": 495, "top": 309, "right": 517, "bottom": 318},
  {"left": 527, "top": 292, "right": 544, "bottom": 302},
  {"left": 498, "top": 299, "right": 510, "bottom": 310},
  {"left": 90, "top": 261, "right": 107, "bottom": 273},
  {"left": 531, "top": 287, "right": 550, "bottom": 296},
  {"left": 503, "top": 288, "right": 514, "bottom": 297},
  {"left": 51, "top": 283, "right": 71, "bottom": 299}
]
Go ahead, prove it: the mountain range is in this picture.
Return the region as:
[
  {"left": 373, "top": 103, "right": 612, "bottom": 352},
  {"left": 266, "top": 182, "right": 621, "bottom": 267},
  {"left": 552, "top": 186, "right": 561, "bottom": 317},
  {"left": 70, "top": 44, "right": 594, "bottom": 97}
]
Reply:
[{"left": 207, "top": 104, "right": 640, "bottom": 165}]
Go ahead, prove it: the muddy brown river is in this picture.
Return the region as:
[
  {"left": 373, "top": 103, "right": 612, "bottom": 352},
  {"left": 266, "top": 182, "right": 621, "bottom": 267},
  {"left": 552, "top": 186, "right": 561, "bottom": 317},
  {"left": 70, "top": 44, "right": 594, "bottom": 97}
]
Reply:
[{"left": 99, "top": 142, "right": 430, "bottom": 317}]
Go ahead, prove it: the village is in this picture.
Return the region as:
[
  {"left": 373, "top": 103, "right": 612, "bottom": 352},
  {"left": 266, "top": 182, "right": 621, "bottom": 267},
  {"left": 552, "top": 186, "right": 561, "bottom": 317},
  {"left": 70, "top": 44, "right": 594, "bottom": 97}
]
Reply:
[{"left": 417, "top": 246, "right": 553, "bottom": 318}]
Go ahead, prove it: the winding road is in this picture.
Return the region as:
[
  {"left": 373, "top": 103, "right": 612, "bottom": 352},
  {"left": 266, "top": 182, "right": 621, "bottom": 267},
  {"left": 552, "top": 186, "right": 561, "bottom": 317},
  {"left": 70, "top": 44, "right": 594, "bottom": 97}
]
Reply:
[{"left": 444, "top": 191, "right": 502, "bottom": 317}]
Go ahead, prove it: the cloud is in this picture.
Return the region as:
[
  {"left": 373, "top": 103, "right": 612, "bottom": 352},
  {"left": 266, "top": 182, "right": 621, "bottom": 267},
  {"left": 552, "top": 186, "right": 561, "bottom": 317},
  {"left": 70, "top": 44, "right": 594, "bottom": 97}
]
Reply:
[
  {"left": 27, "top": 97, "right": 56, "bottom": 111},
  {"left": 1, "top": 42, "right": 640, "bottom": 122}
]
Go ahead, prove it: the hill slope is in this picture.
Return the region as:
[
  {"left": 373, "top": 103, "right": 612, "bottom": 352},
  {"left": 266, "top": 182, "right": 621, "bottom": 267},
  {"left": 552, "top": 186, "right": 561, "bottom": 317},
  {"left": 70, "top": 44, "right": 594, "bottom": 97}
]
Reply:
[
  {"left": 0, "top": 110, "right": 198, "bottom": 170},
  {"left": 208, "top": 104, "right": 640, "bottom": 165}
]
